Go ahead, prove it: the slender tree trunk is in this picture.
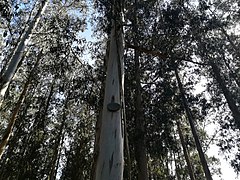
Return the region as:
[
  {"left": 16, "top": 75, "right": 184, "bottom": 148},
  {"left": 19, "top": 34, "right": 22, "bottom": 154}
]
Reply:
[
  {"left": 0, "top": 51, "right": 42, "bottom": 159},
  {"left": 94, "top": 1, "right": 124, "bottom": 179},
  {"left": 220, "top": 27, "right": 239, "bottom": 55},
  {"left": 49, "top": 115, "right": 66, "bottom": 180},
  {"left": 176, "top": 145, "right": 186, "bottom": 179},
  {"left": 49, "top": 92, "right": 70, "bottom": 180},
  {"left": 53, "top": 133, "right": 65, "bottom": 179},
  {"left": 165, "top": 156, "right": 170, "bottom": 179},
  {"left": 134, "top": 49, "right": 148, "bottom": 180},
  {"left": 219, "top": 27, "right": 240, "bottom": 87},
  {"left": 17, "top": 78, "right": 54, "bottom": 180},
  {"left": 220, "top": 53, "right": 240, "bottom": 88},
  {"left": 174, "top": 67, "right": 213, "bottom": 180},
  {"left": 123, "top": 97, "right": 132, "bottom": 180},
  {"left": 173, "top": 130, "right": 182, "bottom": 180},
  {"left": 209, "top": 61, "right": 240, "bottom": 127},
  {"left": 176, "top": 121, "right": 196, "bottom": 180},
  {"left": 132, "top": 1, "right": 148, "bottom": 179},
  {"left": 0, "top": 0, "right": 48, "bottom": 107},
  {"left": 173, "top": 151, "right": 181, "bottom": 180}
]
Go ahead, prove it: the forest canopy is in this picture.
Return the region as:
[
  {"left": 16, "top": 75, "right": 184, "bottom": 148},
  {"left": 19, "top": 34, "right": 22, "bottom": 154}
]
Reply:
[{"left": 0, "top": 0, "right": 240, "bottom": 179}]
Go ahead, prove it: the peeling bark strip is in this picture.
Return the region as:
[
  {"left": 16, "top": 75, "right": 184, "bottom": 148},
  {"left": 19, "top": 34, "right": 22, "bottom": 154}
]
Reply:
[
  {"left": 0, "top": 0, "right": 48, "bottom": 108},
  {"left": 94, "top": 2, "right": 124, "bottom": 180}
]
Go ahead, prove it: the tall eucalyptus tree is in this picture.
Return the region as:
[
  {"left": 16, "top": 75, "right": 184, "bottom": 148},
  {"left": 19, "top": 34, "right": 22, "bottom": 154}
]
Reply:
[{"left": 94, "top": 0, "right": 125, "bottom": 179}]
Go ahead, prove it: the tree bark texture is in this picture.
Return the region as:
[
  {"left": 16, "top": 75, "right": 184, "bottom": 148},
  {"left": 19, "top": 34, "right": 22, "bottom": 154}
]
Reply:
[{"left": 94, "top": 11, "right": 124, "bottom": 180}]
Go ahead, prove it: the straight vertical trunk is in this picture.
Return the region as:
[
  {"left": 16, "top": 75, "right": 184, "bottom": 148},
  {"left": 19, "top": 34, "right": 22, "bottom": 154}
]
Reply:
[
  {"left": 123, "top": 97, "right": 132, "bottom": 180},
  {"left": 173, "top": 151, "right": 181, "bottom": 180},
  {"left": 134, "top": 50, "right": 148, "bottom": 180},
  {"left": 176, "top": 121, "right": 196, "bottom": 180},
  {"left": 165, "top": 156, "right": 170, "bottom": 179},
  {"left": 49, "top": 92, "right": 70, "bottom": 180},
  {"left": 220, "top": 55, "right": 240, "bottom": 88},
  {"left": 219, "top": 27, "right": 240, "bottom": 87},
  {"left": 209, "top": 61, "right": 240, "bottom": 127},
  {"left": 0, "top": 0, "right": 48, "bottom": 107},
  {"left": 49, "top": 115, "right": 66, "bottom": 180},
  {"left": 220, "top": 27, "right": 239, "bottom": 55},
  {"left": 0, "top": 51, "right": 42, "bottom": 159},
  {"left": 133, "top": 1, "right": 148, "bottom": 179},
  {"left": 94, "top": 2, "right": 124, "bottom": 179},
  {"left": 92, "top": 40, "right": 108, "bottom": 180},
  {"left": 174, "top": 68, "right": 213, "bottom": 180}
]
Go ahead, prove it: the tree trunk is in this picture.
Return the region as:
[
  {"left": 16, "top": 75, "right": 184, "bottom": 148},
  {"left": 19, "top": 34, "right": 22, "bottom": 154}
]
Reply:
[
  {"left": 165, "top": 156, "right": 170, "bottom": 179},
  {"left": 176, "top": 121, "right": 196, "bottom": 180},
  {"left": 0, "top": 51, "right": 42, "bottom": 159},
  {"left": 209, "top": 61, "right": 240, "bottom": 127},
  {"left": 134, "top": 49, "right": 148, "bottom": 180},
  {"left": 92, "top": 39, "right": 108, "bottom": 180},
  {"left": 49, "top": 91, "right": 70, "bottom": 180},
  {"left": 0, "top": 0, "right": 48, "bottom": 107},
  {"left": 132, "top": 1, "right": 148, "bottom": 179},
  {"left": 49, "top": 108, "right": 67, "bottom": 180},
  {"left": 94, "top": 2, "right": 124, "bottom": 179},
  {"left": 221, "top": 54, "right": 240, "bottom": 88},
  {"left": 174, "top": 67, "right": 213, "bottom": 180},
  {"left": 220, "top": 27, "right": 239, "bottom": 55},
  {"left": 173, "top": 151, "right": 181, "bottom": 180},
  {"left": 123, "top": 96, "right": 132, "bottom": 180}
]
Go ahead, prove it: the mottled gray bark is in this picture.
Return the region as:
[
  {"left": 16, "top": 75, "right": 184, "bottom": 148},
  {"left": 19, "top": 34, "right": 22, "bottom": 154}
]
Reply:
[{"left": 94, "top": 4, "right": 124, "bottom": 179}]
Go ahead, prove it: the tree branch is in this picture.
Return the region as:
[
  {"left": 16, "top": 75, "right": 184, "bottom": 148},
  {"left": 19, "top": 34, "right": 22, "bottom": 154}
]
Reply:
[
  {"left": 126, "top": 43, "right": 208, "bottom": 66},
  {"left": 125, "top": 44, "right": 167, "bottom": 59}
]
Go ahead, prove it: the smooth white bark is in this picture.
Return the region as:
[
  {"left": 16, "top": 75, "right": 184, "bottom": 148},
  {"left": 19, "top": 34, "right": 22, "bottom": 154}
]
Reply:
[{"left": 94, "top": 21, "right": 124, "bottom": 180}]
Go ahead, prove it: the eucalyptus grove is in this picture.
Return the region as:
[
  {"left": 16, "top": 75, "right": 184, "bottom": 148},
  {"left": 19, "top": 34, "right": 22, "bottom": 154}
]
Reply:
[{"left": 1, "top": 0, "right": 240, "bottom": 180}]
